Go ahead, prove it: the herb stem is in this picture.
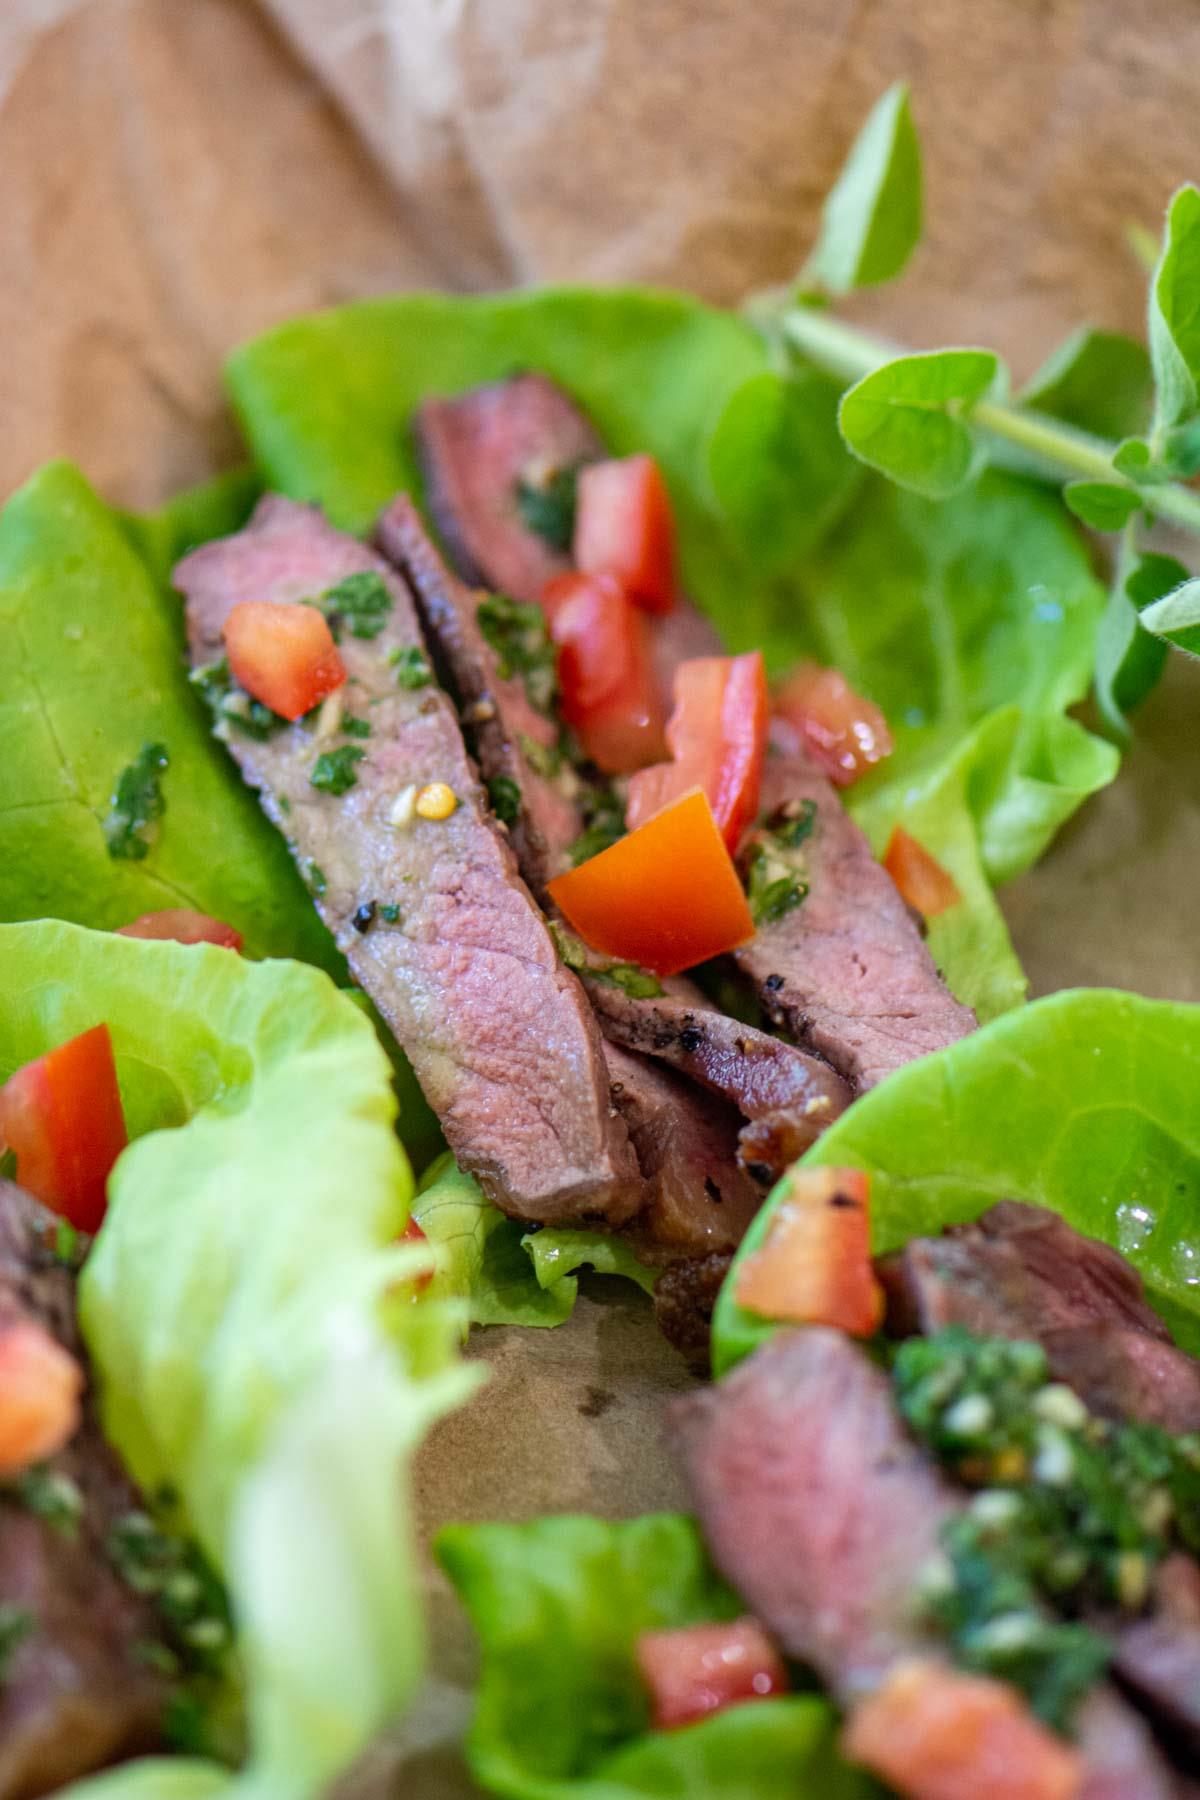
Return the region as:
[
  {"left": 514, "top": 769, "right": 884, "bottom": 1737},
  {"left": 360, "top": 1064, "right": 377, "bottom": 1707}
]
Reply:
[{"left": 780, "top": 306, "right": 1200, "bottom": 537}]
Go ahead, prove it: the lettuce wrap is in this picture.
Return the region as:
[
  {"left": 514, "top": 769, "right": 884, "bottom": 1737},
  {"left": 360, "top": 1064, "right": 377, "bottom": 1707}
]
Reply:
[{"left": 0, "top": 918, "right": 480, "bottom": 1800}]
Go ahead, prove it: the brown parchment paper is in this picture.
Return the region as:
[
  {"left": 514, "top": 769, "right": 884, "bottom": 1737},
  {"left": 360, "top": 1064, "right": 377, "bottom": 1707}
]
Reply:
[{"left": 3, "top": 3, "right": 1200, "bottom": 1791}]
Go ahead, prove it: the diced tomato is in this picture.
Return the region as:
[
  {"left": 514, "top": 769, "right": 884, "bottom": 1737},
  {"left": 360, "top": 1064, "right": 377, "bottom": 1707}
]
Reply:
[
  {"left": 626, "top": 652, "right": 768, "bottom": 854},
  {"left": 637, "top": 1617, "right": 787, "bottom": 1731},
  {"left": 400, "top": 1215, "right": 434, "bottom": 1292},
  {"left": 773, "top": 662, "right": 892, "bottom": 788},
  {"left": 117, "top": 909, "right": 244, "bottom": 951},
  {"left": 223, "top": 599, "right": 346, "bottom": 722},
  {"left": 0, "top": 1025, "right": 128, "bottom": 1234},
  {"left": 0, "top": 1320, "right": 83, "bottom": 1477},
  {"left": 842, "top": 1659, "right": 1083, "bottom": 1800},
  {"left": 735, "top": 1166, "right": 883, "bottom": 1336},
  {"left": 548, "top": 790, "right": 755, "bottom": 978},
  {"left": 544, "top": 571, "right": 666, "bottom": 775},
  {"left": 574, "top": 454, "right": 677, "bottom": 614},
  {"left": 883, "top": 828, "right": 962, "bottom": 919}
]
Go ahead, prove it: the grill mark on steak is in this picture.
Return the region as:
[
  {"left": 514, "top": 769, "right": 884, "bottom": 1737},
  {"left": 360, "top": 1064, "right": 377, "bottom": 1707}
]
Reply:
[
  {"left": 175, "top": 494, "right": 640, "bottom": 1225},
  {"left": 415, "top": 372, "right": 604, "bottom": 605},
  {"left": 670, "top": 1327, "right": 1179, "bottom": 1794},
  {"left": 876, "top": 1200, "right": 1200, "bottom": 1432},
  {"left": 738, "top": 752, "right": 976, "bottom": 1091},
  {"left": 0, "top": 1182, "right": 167, "bottom": 1796},
  {"left": 587, "top": 979, "right": 851, "bottom": 1183}
]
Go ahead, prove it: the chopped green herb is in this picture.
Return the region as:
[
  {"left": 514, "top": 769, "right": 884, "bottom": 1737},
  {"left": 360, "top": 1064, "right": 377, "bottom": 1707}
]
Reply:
[
  {"left": 388, "top": 645, "right": 433, "bottom": 689},
  {"left": 0, "top": 1150, "right": 15, "bottom": 1182},
  {"left": 134, "top": 1637, "right": 182, "bottom": 1678},
  {"left": 13, "top": 1466, "right": 83, "bottom": 1535},
  {"left": 895, "top": 1328, "right": 1200, "bottom": 1729},
  {"left": 487, "top": 775, "right": 523, "bottom": 825},
  {"left": 379, "top": 903, "right": 401, "bottom": 924},
  {"left": 567, "top": 783, "right": 625, "bottom": 865},
  {"left": 478, "top": 595, "right": 557, "bottom": 714},
  {"left": 0, "top": 1604, "right": 32, "bottom": 1681},
  {"left": 303, "top": 859, "right": 327, "bottom": 898},
  {"left": 108, "top": 1510, "right": 232, "bottom": 1678},
  {"left": 103, "top": 742, "right": 169, "bottom": 861},
  {"left": 745, "top": 842, "right": 807, "bottom": 924},
  {"left": 317, "top": 571, "right": 392, "bottom": 640},
  {"left": 278, "top": 794, "right": 291, "bottom": 816},
  {"left": 53, "top": 1220, "right": 79, "bottom": 1265},
  {"left": 517, "top": 732, "right": 564, "bottom": 780},
  {"left": 516, "top": 462, "right": 584, "bottom": 552},
  {"left": 772, "top": 798, "right": 818, "bottom": 848},
  {"left": 310, "top": 745, "right": 365, "bottom": 796},
  {"left": 190, "top": 658, "right": 284, "bottom": 740},
  {"left": 548, "top": 922, "right": 663, "bottom": 997},
  {"left": 343, "top": 714, "right": 372, "bottom": 738}
]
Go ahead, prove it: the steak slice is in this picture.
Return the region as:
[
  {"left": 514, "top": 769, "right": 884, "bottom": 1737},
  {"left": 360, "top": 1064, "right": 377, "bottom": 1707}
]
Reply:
[
  {"left": 651, "top": 1252, "right": 733, "bottom": 1376},
  {"left": 376, "top": 492, "right": 583, "bottom": 892},
  {"left": 877, "top": 1201, "right": 1200, "bottom": 1431},
  {"left": 670, "top": 1328, "right": 1178, "bottom": 1793},
  {"left": 415, "top": 372, "right": 604, "bottom": 604},
  {"left": 0, "top": 1181, "right": 167, "bottom": 1796},
  {"left": 175, "top": 495, "right": 640, "bottom": 1225},
  {"left": 604, "top": 1045, "right": 761, "bottom": 1261},
  {"left": 670, "top": 1328, "right": 958, "bottom": 1699},
  {"left": 587, "top": 979, "right": 851, "bottom": 1182},
  {"left": 377, "top": 493, "right": 850, "bottom": 1190},
  {"left": 737, "top": 752, "right": 976, "bottom": 1091}
]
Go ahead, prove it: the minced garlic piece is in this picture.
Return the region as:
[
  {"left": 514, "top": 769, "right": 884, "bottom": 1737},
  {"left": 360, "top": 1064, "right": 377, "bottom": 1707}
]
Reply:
[
  {"left": 389, "top": 784, "right": 418, "bottom": 829},
  {"left": 415, "top": 782, "right": 458, "bottom": 821},
  {"left": 314, "top": 690, "right": 345, "bottom": 742}
]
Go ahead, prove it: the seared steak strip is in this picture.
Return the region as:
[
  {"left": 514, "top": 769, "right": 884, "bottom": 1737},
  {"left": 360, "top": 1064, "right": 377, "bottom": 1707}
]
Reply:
[
  {"left": 175, "top": 496, "right": 640, "bottom": 1224},
  {"left": 670, "top": 1328, "right": 1178, "bottom": 1794},
  {"left": 1113, "top": 1556, "right": 1200, "bottom": 1765},
  {"left": 737, "top": 752, "right": 976, "bottom": 1092},
  {"left": 587, "top": 979, "right": 851, "bottom": 1181},
  {"left": 415, "top": 372, "right": 604, "bottom": 604},
  {"left": 877, "top": 1201, "right": 1200, "bottom": 1432},
  {"left": 377, "top": 494, "right": 850, "bottom": 1188},
  {"left": 0, "top": 1181, "right": 168, "bottom": 1796}
]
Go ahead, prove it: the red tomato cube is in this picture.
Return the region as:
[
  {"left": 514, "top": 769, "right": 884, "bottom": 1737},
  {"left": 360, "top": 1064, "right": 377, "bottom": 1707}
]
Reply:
[
  {"left": 637, "top": 1617, "right": 787, "bottom": 1731},
  {"left": 883, "top": 827, "right": 962, "bottom": 918},
  {"left": 735, "top": 1166, "right": 884, "bottom": 1337},
  {"left": 574, "top": 454, "right": 677, "bottom": 614},
  {"left": 0, "top": 1025, "right": 127, "bottom": 1235},
  {"left": 223, "top": 599, "right": 346, "bottom": 722},
  {"left": 117, "top": 909, "right": 244, "bottom": 951}
]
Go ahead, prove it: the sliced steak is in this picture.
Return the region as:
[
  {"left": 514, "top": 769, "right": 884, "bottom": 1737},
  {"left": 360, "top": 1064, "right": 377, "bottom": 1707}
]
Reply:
[
  {"left": 671, "top": 1327, "right": 1179, "bottom": 1793},
  {"left": 415, "top": 372, "right": 603, "bottom": 604},
  {"left": 376, "top": 492, "right": 583, "bottom": 892},
  {"left": 604, "top": 1045, "right": 761, "bottom": 1261},
  {"left": 0, "top": 1181, "right": 167, "bottom": 1796},
  {"left": 377, "top": 490, "right": 850, "bottom": 1191},
  {"left": 670, "top": 1328, "right": 958, "bottom": 1698},
  {"left": 175, "top": 495, "right": 640, "bottom": 1225},
  {"left": 1109, "top": 1556, "right": 1200, "bottom": 1766},
  {"left": 737, "top": 752, "right": 976, "bottom": 1091},
  {"left": 877, "top": 1201, "right": 1200, "bottom": 1431},
  {"left": 651, "top": 1252, "right": 733, "bottom": 1376},
  {"left": 587, "top": 979, "right": 851, "bottom": 1182}
]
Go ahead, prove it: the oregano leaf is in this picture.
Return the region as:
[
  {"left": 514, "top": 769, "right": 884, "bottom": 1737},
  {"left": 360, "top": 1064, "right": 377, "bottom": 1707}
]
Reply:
[
  {"left": 1062, "top": 482, "right": 1142, "bottom": 531},
  {"left": 1020, "top": 328, "right": 1153, "bottom": 441},
  {"left": 1149, "top": 184, "right": 1200, "bottom": 436},
  {"left": 805, "top": 82, "right": 922, "bottom": 295},
  {"left": 1140, "top": 576, "right": 1200, "bottom": 657},
  {"left": 1094, "top": 552, "right": 1182, "bottom": 735},
  {"left": 837, "top": 349, "right": 1006, "bottom": 499}
]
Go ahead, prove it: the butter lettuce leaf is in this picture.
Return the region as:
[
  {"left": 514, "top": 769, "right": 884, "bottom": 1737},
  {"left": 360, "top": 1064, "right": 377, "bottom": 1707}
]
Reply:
[
  {"left": 227, "top": 288, "right": 1115, "bottom": 1017},
  {"left": 438, "top": 1512, "right": 876, "bottom": 1800},
  {"left": 714, "top": 987, "right": 1200, "bottom": 1375},
  {"left": 0, "top": 462, "right": 333, "bottom": 969},
  {"left": 0, "top": 920, "right": 479, "bottom": 1799},
  {"left": 414, "top": 1155, "right": 657, "bottom": 1330}
]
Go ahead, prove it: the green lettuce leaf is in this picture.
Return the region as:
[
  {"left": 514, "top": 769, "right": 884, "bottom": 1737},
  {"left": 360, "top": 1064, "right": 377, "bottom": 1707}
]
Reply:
[
  {"left": 414, "top": 1155, "right": 657, "bottom": 1330},
  {"left": 227, "top": 288, "right": 1115, "bottom": 1017},
  {"left": 117, "top": 466, "right": 262, "bottom": 590},
  {"left": 437, "top": 1513, "right": 876, "bottom": 1800},
  {"left": 713, "top": 987, "right": 1200, "bottom": 1375},
  {"left": 0, "top": 919, "right": 479, "bottom": 1798},
  {"left": 0, "top": 461, "right": 333, "bottom": 969}
]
